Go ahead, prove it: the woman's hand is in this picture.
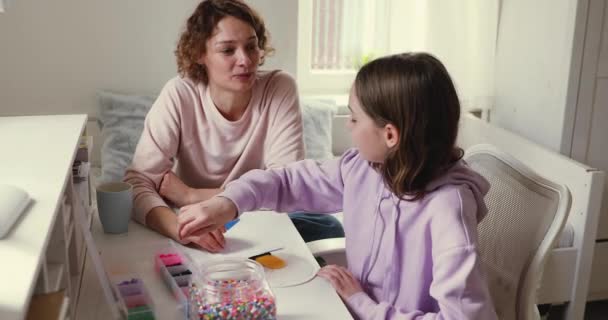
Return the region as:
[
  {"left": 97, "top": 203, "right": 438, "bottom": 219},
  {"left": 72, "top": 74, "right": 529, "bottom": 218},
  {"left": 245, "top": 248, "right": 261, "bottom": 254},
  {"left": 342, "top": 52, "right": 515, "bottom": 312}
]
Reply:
[
  {"left": 317, "top": 265, "right": 363, "bottom": 299},
  {"left": 159, "top": 171, "right": 195, "bottom": 207},
  {"left": 177, "top": 227, "right": 227, "bottom": 253},
  {"left": 177, "top": 196, "right": 237, "bottom": 240}
]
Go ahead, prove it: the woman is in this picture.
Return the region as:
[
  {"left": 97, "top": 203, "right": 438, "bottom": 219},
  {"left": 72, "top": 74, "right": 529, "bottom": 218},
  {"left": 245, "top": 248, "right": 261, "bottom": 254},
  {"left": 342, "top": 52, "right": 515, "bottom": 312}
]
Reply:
[{"left": 124, "top": 0, "right": 343, "bottom": 252}]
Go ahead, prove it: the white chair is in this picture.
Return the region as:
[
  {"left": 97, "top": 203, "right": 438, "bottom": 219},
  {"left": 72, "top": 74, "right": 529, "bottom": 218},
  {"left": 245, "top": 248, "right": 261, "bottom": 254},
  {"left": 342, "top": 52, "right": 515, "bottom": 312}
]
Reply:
[
  {"left": 465, "top": 144, "right": 571, "bottom": 320},
  {"left": 308, "top": 144, "right": 571, "bottom": 320}
]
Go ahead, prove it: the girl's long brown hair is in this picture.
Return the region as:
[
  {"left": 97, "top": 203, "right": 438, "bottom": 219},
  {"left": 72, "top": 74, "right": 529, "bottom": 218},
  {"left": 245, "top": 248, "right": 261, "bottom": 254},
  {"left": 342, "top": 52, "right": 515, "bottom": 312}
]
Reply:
[
  {"left": 175, "top": 0, "right": 274, "bottom": 84},
  {"left": 355, "top": 53, "right": 463, "bottom": 201}
]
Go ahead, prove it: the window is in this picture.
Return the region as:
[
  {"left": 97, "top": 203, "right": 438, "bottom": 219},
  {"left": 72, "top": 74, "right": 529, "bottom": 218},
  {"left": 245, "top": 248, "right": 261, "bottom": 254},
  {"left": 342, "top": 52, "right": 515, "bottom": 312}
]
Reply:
[
  {"left": 0, "top": 0, "right": 15, "bottom": 12},
  {"left": 297, "top": 0, "right": 499, "bottom": 114},
  {"left": 297, "top": 0, "right": 390, "bottom": 94}
]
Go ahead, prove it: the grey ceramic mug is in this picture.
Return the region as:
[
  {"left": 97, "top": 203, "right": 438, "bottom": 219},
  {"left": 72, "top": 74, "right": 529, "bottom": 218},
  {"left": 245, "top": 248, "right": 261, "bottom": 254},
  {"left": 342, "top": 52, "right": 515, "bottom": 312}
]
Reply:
[{"left": 96, "top": 182, "right": 133, "bottom": 234}]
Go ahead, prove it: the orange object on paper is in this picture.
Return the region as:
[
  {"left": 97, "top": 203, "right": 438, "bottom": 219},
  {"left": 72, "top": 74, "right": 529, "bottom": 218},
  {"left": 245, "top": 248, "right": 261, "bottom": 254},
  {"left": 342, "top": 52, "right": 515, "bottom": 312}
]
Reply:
[{"left": 254, "top": 254, "right": 286, "bottom": 269}]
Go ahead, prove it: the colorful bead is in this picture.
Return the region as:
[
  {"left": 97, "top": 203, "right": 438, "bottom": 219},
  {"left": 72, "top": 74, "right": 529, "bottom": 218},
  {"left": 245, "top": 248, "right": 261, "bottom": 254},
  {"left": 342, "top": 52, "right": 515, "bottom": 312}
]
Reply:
[{"left": 189, "top": 280, "right": 276, "bottom": 319}]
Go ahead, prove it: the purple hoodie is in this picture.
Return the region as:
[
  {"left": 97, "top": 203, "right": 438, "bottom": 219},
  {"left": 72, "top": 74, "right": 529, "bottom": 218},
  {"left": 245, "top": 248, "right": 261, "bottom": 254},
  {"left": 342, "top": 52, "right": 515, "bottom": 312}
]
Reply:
[{"left": 221, "top": 149, "right": 498, "bottom": 319}]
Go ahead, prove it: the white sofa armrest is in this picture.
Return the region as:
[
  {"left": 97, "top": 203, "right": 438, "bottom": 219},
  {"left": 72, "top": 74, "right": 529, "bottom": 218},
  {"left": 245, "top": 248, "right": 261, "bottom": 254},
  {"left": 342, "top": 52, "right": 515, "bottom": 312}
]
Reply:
[{"left": 307, "top": 238, "right": 346, "bottom": 257}]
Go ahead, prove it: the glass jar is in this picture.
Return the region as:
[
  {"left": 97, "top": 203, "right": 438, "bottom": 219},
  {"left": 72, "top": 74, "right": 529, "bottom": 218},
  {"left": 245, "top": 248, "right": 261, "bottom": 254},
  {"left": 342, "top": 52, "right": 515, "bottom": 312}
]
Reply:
[{"left": 189, "top": 258, "right": 276, "bottom": 320}]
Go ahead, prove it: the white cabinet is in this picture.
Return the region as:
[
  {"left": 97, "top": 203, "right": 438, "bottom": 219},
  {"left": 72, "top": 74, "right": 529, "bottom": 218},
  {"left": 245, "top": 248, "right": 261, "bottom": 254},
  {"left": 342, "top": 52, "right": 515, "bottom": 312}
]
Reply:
[
  {"left": 0, "top": 115, "right": 91, "bottom": 320},
  {"left": 28, "top": 173, "right": 93, "bottom": 319}
]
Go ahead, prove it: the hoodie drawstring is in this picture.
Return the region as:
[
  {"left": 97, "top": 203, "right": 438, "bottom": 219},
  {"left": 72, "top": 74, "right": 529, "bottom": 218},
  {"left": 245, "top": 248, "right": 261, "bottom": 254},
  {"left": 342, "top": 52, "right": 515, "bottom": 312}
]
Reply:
[
  {"left": 382, "top": 196, "right": 403, "bottom": 306},
  {"left": 360, "top": 176, "right": 387, "bottom": 288},
  {"left": 361, "top": 179, "right": 403, "bottom": 306}
]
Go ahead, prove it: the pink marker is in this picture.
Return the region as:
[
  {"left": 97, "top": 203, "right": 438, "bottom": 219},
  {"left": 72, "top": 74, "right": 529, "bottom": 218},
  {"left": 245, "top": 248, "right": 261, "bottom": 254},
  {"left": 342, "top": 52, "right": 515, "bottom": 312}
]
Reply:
[{"left": 159, "top": 253, "right": 182, "bottom": 266}]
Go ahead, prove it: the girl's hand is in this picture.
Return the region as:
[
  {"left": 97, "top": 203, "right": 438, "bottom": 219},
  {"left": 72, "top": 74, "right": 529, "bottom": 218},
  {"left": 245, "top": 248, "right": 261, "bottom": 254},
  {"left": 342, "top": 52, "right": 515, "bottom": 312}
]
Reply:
[
  {"left": 177, "top": 196, "right": 237, "bottom": 240},
  {"left": 317, "top": 265, "right": 363, "bottom": 299}
]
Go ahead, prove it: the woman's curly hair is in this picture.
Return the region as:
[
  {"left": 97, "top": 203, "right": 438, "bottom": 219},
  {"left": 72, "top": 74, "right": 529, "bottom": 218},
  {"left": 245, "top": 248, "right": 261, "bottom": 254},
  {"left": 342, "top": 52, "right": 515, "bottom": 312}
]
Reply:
[{"left": 175, "top": 0, "right": 274, "bottom": 84}]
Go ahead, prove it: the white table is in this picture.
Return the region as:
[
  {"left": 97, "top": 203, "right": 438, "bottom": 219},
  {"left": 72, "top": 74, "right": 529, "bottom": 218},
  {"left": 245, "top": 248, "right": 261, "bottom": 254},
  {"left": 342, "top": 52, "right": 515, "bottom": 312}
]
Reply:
[
  {"left": 76, "top": 210, "right": 353, "bottom": 319},
  {"left": 0, "top": 115, "right": 88, "bottom": 320}
]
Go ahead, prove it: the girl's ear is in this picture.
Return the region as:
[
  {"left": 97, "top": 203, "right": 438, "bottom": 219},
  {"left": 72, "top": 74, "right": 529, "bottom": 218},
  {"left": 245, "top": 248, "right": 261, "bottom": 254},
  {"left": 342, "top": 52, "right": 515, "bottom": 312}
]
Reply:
[{"left": 383, "top": 123, "right": 399, "bottom": 149}]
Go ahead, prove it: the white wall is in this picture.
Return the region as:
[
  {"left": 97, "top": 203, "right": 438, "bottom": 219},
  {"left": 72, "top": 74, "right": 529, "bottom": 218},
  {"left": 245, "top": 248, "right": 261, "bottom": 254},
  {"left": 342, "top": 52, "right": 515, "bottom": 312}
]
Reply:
[
  {"left": 388, "top": 0, "right": 498, "bottom": 112},
  {"left": 491, "top": 0, "right": 580, "bottom": 152},
  {"left": 0, "top": 0, "right": 297, "bottom": 117}
]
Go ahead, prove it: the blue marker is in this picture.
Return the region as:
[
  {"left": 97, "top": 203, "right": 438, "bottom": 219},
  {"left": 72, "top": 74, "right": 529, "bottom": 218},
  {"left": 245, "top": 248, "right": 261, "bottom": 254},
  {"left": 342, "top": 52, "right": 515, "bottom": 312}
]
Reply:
[{"left": 224, "top": 218, "right": 240, "bottom": 231}]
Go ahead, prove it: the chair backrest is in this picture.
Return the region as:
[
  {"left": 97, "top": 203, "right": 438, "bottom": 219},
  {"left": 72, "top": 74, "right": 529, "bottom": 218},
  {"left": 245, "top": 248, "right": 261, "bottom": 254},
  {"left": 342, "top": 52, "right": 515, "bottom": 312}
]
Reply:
[{"left": 464, "top": 144, "right": 571, "bottom": 320}]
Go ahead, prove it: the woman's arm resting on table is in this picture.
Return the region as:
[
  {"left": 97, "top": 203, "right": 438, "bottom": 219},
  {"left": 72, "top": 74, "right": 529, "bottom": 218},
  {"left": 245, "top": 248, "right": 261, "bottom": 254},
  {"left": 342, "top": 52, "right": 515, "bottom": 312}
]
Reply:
[
  {"left": 177, "top": 196, "right": 239, "bottom": 239},
  {"left": 147, "top": 206, "right": 226, "bottom": 253},
  {"left": 158, "top": 171, "right": 222, "bottom": 207}
]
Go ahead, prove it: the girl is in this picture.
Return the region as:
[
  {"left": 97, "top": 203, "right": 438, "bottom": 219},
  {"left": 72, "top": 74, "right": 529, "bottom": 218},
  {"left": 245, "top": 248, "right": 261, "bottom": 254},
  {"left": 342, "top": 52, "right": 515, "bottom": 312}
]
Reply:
[
  {"left": 177, "top": 53, "right": 498, "bottom": 319},
  {"left": 124, "top": 0, "right": 343, "bottom": 253}
]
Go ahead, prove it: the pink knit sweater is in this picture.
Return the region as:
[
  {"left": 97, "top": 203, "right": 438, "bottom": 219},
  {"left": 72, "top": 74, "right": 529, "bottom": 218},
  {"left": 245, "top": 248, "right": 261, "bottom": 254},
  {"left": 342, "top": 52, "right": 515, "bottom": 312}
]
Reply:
[{"left": 124, "top": 70, "right": 304, "bottom": 224}]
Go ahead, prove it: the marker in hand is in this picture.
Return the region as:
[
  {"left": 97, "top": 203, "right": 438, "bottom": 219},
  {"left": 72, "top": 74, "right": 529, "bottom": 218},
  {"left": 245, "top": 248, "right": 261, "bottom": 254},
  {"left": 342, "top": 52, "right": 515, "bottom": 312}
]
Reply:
[{"left": 224, "top": 218, "right": 240, "bottom": 231}]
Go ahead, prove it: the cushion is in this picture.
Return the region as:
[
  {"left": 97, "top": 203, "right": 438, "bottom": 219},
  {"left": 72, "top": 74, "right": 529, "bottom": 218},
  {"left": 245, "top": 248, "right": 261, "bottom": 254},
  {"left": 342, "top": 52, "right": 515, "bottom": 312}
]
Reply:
[
  {"left": 97, "top": 91, "right": 155, "bottom": 184},
  {"left": 300, "top": 98, "right": 336, "bottom": 160}
]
